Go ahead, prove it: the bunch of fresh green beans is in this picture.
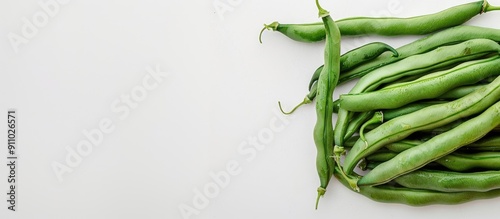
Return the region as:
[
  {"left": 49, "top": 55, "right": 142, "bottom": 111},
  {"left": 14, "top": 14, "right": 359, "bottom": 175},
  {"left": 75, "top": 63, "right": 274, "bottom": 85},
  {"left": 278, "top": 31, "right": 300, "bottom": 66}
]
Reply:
[{"left": 262, "top": 0, "right": 500, "bottom": 208}]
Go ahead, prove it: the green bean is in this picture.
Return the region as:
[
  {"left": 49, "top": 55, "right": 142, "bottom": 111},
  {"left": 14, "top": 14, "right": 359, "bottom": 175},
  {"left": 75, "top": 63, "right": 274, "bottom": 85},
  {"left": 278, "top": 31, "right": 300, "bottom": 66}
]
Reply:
[
  {"left": 309, "top": 42, "right": 399, "bottom": 88},
  {"left": 334, "top": 166, "right": 500, "bottom": 206},
  {"left": 395, "top": 169, "right": 500, "bottom": 192},
  {"left": 385, "top": 140, "right": 423, "bottom": 153},
  {"left": 365, "top": 150, "right": 397, "bottom": 163},
  {"left": 365, "top": 149, "right": 500, "bottom": 172},
  {"left": 436, "top": 152, "right": 500, "bottom": 172},
  {"left": 349, "top": 39, "right": 500, "bottom": 94},
  {"left": 347, "top": 102, "right": 447, "bottom": 132},
  {"left": 340, "top": 42, "right": 399, "bottom": 74},
  {"left": 344, "top": 111, "right": 375, "bottom": 141},
  {"left": 358, "top": 100, "right": 500, "bottom": 186},
  {"left": 340, "top": 56, "right": 500, "bottom": 112},
  {"left": 463, "top": 135, "right": 500, "bottom": 151},
  {"left": 342, "top": 75, "right": 500, "bottom": 175},
  {"left": 382, "top": 101, "right": 445, "bottom": 121},
  {"left": 334, "top": 39, "right": 500, "bottom": 147},
  {"left": 280, "top": 42, "right": 396, "bottom": 114},
  {"left": 437, "top": 84, "right": 486, "bottom": 99},
  {"left": 340, "top": 25, "right": 500, "bottom": 84},
  {"left": 386, "top": 135, "right": 500, "bottom": 153},
  {"left": 359, "top": 112, "right": 384, "bottom": 146},
  {"left": 336, "top": 1, "right": 497, "bottom": 35},
  {"left": 312, "top": 0, "right": 340, "bottom": 209},
  {"left": 259, "top": 1, "right": 500, "bottom": 43}
]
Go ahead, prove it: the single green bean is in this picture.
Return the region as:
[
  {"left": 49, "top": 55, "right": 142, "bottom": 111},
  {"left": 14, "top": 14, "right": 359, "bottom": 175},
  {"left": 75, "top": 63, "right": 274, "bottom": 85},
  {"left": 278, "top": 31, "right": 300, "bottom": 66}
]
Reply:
[
  {"left": 437, "top": 84, "right": 486, "bottom": 99},
  {"left": 365, "top": 148, "right": 500, "bottom": 172},
  {"left": 394, "top": 169, "right": 500, "bottom": 192},
  {"left": 386, "top": 135, "right": 500, "bottom": 153},
  {"left": 312, "top": 0, "right": 340, "bottom": 209},
  {"left": 259, "top": 1, "right": 500, "bottom": 43},
  {"left": 436, "top": 152, "right": 500, "bottom": 172},
  {"left": 463, "top": 135, "right": 500, "bottom": 151}
]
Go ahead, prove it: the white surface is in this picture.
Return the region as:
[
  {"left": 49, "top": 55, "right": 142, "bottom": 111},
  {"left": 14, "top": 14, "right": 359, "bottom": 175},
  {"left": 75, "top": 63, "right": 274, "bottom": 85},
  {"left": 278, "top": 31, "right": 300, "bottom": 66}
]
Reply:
[{"left": 1, "top": 0, "right": 500, "bottom": 218}]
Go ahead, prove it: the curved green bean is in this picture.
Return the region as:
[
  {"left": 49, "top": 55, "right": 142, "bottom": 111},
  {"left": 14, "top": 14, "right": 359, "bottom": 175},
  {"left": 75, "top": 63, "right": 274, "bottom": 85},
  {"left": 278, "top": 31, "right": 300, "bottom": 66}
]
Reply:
[
  {"left": 437, "top": 84, "right": 486, "bottom": 99},
  {"left": 395, "top": 169, "right": 500, "bottom": 192},
  {"left": 312, "top": 0, "right": 340, "bottom": 209},
  {"left": 260, "top": 1, "right": 499, "bottom": 43},
  {"left": 436, "top": 152, "right": 500, "bottom": 172}
]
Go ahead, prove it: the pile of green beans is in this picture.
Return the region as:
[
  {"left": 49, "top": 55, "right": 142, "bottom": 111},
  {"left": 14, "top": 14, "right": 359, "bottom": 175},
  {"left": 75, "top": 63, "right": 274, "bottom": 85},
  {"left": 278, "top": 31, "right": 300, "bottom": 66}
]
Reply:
[{"left": 262, "top": 0, "right": 500, "bottom": 208}]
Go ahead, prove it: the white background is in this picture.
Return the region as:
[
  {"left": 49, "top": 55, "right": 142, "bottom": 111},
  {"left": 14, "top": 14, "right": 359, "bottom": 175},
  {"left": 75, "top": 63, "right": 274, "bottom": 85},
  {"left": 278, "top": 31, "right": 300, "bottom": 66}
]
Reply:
[{"left": 1, "top": 0, "right": 500, "bottom": 218}]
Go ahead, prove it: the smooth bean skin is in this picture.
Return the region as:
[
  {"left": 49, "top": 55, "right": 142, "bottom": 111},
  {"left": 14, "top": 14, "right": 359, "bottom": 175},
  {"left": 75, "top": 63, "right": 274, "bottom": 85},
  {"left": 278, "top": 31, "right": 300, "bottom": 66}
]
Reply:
[
  {"left": 366, "top": 147, "right": 500, "bottom": 172},
  {"left": 395, "top": 170, "right": 500, "bottom": 192},
  {"left": 382, "top": 101, "right": 445, "bottom": 121},
  {"left": 464, "top": 135, "right": 500, "bottom": 151},
  {"left": 386, "top": 135, "right": 500, "bottom": 153},
  {"left": 340, "top": 56, "right": 500, "bottom": 112},
  {"left": 312, "top": 2, "right": 341, "bottom": 208},
  {"left": 333, "top": 166, "right": 500, "bottom": 206},
  {"left": 436, "top": 152, "right": 500, "bottom": 172},
  {"left": 342, "top": 75, "right": 500, "bottom": 175},
  {"left": 437, "top": 84, "right": 486, "bottom": 99},
  {"left": 261, "top": 1, "right": 497, "bottom": 42},
  {"left": 365, "top": 150, "right": 397, "bottom": 162},
  {"left": 358, "top": 100, "right": 500, "bottom": 186},
  {"left": 336, "top": 1, "right": 491, "bottom": 35}
]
